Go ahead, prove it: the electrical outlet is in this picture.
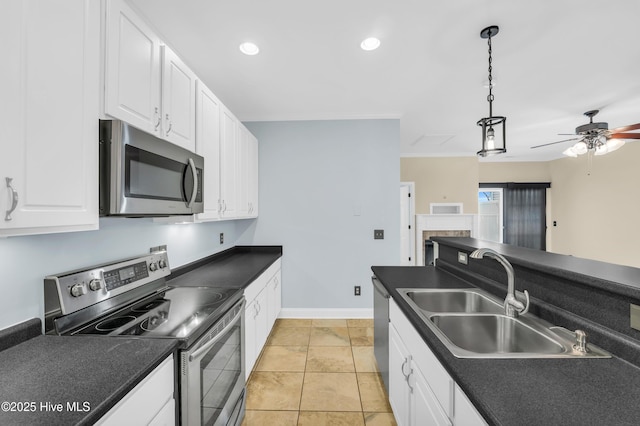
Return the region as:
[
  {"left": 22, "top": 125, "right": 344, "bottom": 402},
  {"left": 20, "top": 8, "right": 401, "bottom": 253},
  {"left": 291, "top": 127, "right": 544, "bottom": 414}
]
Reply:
[
  {"left": 374, "top": 229, "right": 384, "bottom": 240},
  {"left": 219, "top": 233, "right": 224, "bottom": 244},
  {"left": 354, "top": 286, "right": 361, "bottom": 296}
]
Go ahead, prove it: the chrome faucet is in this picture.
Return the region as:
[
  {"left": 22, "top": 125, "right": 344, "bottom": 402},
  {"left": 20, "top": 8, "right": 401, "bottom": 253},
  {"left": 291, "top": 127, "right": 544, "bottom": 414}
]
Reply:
[{"left": 470, "top": 248, "right": 530, "bottom": 317}]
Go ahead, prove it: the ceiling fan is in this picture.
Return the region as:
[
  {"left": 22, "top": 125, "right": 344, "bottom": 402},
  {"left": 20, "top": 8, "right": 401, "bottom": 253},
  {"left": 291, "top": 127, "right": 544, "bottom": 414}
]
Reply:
[{"left": 530, "top": 110, "right": 640, "bottom": 157}]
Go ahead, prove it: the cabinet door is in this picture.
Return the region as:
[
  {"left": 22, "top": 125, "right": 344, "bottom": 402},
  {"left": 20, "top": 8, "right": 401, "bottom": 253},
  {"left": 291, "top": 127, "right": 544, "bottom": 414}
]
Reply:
[
  {"left": 195, "top": 81, "right": 221, "bottom": 221},
  {"left": 220, "top": 106, "right": 238, "bottom": 218},
  {"left": 104, "top": 0, "right": 161, "bottom": 135},
  {"left": 0, "top": 0, "right": 99, "bottom": 237},
  {"left": 389, "top": 324, "right": 410, "bottom": 426},
  {"left": 267, "top": 270, "right": 282, "bottom": 331},
  {"left": 244, "top": 299, "right": 258, "bottom": 380},
  {"left": 161, "top": 46, "right": 196, "bottom": 151},
  {"left": 454, "top": 385, "right": 487, "bottom": 426},
  {"left": 255, "top": 288, "right": 269, "bottom": 350},
  {"left": 411, "top": 363, "right": 452, "bottom": 426},
  {"left": 96, "top": 355, "right": 174, "bottom": 425},
  {"left": 236, "top": 125, "right": 250, "bottom": 217},
  {"left": 247, "top": 131, "right": 259, "bottom": 217}
]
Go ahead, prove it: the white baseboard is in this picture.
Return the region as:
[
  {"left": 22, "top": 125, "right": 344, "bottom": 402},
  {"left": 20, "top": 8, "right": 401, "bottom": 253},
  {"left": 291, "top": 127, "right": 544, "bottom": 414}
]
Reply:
[{"left": 279, "top": 308, "right": 373, "bottom": 319}]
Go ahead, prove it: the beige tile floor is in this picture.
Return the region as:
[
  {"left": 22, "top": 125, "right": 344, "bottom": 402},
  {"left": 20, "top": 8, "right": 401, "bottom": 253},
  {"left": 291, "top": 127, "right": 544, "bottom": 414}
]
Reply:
[{"left": 242, "top": 319, "right": 398, "bottom": 426}]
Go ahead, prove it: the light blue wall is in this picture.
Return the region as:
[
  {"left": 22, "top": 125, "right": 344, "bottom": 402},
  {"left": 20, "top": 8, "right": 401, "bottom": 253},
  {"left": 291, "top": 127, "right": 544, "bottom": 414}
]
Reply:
[
  {"left": 239, "top": 119, "right": 400, "bottom": 310},
  {"left": 0, "top": 118, "right": 400, "bottom": 329},
  {"left": 0, "top": 218, "right": 242, "bottom": 329}
]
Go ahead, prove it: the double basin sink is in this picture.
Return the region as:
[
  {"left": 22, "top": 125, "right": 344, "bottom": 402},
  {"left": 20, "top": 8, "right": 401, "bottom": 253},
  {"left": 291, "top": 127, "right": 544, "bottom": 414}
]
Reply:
[{"left": 397, "top": 288, "right": 610, "bottom": 359}]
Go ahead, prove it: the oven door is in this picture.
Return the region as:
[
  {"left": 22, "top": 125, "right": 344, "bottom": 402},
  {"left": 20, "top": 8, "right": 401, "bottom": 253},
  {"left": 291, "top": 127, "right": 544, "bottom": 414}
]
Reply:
[{"left": 181, "top": 298, "right": 246, "bottom": 426}]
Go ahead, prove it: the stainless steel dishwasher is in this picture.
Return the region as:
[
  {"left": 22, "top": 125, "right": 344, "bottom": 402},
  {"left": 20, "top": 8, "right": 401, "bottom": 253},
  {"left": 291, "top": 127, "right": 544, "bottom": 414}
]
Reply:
[{"left": 372, "top": 276, "right": 390, "bottom": 393}]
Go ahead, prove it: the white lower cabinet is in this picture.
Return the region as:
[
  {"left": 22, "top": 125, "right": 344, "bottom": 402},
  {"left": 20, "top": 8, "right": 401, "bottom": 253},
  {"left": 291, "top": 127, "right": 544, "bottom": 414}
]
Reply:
[
  {"left": 244, "top": 260, "right": 282, "bottom": 380},
  {"left": 389, "top": 299, "right": 486, "bottom": 426},
  {"left": 96, "top": 355, "right": 175, "bottom": 426}
]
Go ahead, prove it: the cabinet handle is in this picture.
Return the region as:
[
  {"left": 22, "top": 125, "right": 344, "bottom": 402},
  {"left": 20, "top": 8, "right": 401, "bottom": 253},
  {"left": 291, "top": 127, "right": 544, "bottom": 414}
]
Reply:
[
  {"left": 165, "top": 114, "right": 172, "bottom": 136},
  {"left": 154, "top": 107, "right": 161, "bottom": 130},
  {"left": 401, "top": 356, "right": 414, "bottom": 393},
  {"left": 5, "top": 177, "right": 18, "bottom": 221},
  {"left": 401, "top": 358, "right": 409, "bottom": 380}
]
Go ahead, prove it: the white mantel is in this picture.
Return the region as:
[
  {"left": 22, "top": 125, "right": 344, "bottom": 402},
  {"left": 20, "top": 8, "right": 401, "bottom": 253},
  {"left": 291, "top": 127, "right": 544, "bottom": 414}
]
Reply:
[{"left": 416, "top": 214, "right": 478, "bottom": 266}]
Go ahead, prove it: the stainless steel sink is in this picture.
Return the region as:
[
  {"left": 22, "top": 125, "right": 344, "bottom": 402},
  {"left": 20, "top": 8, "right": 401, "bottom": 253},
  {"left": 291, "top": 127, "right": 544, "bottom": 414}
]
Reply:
[
  {"left": 397, "top": 288, "right": 611, "bottom": 359},
  {"left": 430, "top": 314, "right": 564, "bottom": 355},
  {"left": 404, "top": 289, "right": 503, "bottom": 314}
]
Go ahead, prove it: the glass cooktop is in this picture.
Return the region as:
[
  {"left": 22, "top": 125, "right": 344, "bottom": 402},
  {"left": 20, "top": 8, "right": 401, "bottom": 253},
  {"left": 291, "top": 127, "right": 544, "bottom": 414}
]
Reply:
[{"left": 72, "top": 286, "right": 242, "bottom": 339}]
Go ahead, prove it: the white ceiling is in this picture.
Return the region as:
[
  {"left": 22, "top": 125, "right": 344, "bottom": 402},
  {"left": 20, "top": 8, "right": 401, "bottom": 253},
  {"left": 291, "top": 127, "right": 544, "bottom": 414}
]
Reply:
[{"left": 130, "top": 0, "right": 640, "bottom": 162}]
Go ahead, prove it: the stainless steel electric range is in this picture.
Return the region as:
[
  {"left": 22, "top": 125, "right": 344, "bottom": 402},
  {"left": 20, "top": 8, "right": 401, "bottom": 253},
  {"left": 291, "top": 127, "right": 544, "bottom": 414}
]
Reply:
[{"left": 44, "top": 247, "right": 245, "bottom": 426}]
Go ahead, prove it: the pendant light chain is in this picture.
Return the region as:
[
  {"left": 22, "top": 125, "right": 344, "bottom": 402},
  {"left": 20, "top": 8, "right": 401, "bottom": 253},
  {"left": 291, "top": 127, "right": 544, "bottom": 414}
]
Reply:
[
  {"left": 476, "top": 25, "right": 506, "bottom": 157},
  {"left": 487, "top": 33, "right": 494, "bottom": 118}
]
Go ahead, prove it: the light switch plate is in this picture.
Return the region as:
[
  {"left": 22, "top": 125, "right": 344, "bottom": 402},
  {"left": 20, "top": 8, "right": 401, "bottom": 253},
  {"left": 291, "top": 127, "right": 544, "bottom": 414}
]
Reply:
[{"left": 458, "top": 251, "right": 468, "bottom": 265}]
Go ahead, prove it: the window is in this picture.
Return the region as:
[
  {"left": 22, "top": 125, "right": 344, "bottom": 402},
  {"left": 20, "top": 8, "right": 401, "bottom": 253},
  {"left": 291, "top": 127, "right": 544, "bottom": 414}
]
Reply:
[{"left": 479, "top": 183, "right": 550, "bottom": 250}]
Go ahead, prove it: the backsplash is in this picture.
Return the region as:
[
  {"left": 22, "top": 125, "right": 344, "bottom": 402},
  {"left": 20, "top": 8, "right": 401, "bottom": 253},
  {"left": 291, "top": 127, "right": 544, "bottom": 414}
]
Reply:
[{"left": 0, "top": 218, "right": 249, "bottom": 330}]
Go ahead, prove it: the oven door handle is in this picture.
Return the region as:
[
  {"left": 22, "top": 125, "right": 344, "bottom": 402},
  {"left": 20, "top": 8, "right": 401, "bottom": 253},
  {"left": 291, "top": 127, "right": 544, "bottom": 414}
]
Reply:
[{"left": 188, "top": 299, "right": 245, "bottom": 362}]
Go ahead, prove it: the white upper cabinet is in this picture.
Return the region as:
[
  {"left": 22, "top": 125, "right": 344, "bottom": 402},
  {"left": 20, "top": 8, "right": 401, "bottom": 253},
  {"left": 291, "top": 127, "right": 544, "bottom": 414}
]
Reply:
[
  {"left": 104, "top": 0, "right": 196, "bottom": 151},
  {"left": 0, "top": 0, "right": 99, "bottom": 237},
  {"left": 236, "top": 124, "right": 259, "bottom": 218},
  {"left": 195, "top": 81, "right": 222, "bottom": 221},
  {"left": 161, "top": 45, "right": 196, "bottom": 151},
  {"left": 104, "top": 0, "right": 161, "bottom": 136},
  {"left": 220, "top": 106, "right": 238, "bottom": 218},
  {"left": 247, "top": 130, "right": 259, "bottom": 217}
]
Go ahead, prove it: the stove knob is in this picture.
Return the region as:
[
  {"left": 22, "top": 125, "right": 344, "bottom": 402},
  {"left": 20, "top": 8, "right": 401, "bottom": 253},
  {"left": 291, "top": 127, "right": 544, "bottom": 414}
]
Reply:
[
  {"left": 89, "top": 279, "right": 103, "bottom": 291},
  {"left": 158, "top": 260, "right": 167, "bottom": 269},
  {"left": 149, "top": 262, "right": 158, "bottom": 272},
  {"left": 70, "top": 283, "right": 87, "bottom": 298}
]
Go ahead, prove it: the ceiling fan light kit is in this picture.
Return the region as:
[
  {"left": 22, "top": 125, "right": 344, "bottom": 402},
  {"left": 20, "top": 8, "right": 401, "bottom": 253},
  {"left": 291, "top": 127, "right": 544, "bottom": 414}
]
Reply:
[
  {"left": 532, "top": 109, "right": 640, "bottom": 157},
  {"left": 477, "top": 25, "right": 507, "bottom": 157}
]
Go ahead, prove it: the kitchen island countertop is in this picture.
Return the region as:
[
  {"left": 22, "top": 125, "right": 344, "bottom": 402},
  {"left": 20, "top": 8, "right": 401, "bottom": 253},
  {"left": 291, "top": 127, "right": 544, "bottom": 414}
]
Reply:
[{"left": 372, "top": 265, "right": 640, "bottom": 426}]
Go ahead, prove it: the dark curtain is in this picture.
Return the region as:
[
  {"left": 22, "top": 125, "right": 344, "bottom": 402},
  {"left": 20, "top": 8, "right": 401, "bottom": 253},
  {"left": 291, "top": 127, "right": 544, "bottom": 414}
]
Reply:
[{"left": 480, "top": 183, "right": 550, "bottom": 250}]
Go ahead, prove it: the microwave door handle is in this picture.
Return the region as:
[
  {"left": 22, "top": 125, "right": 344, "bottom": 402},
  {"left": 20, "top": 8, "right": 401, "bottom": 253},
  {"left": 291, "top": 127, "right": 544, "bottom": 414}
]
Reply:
[
  {"left": 186, "top": 158, "right": 198, "bottom": 208},
  {"left": 188, "top": 299, "right": 245, "bottom": 362}
]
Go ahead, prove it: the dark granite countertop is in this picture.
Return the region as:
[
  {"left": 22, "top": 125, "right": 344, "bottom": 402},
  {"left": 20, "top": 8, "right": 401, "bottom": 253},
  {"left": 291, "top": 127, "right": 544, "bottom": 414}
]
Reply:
[
  {"left": 0, "top": 246, "right": 281, "bottom": 425},
  {"left": 372, "top": 265, "right": 640, "bottom": 426},
  {"left": 0, "top": 332, "right": 177, "bottom": 426},
  {"left": 167, "top": 245, "right": 282, "bottom": 289}
]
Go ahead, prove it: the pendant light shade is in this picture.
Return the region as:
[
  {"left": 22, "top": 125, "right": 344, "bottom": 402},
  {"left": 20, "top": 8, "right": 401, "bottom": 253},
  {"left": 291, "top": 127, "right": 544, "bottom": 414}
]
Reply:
[{"left": 477, "top": 25, "right": 507, "bottom": 157}]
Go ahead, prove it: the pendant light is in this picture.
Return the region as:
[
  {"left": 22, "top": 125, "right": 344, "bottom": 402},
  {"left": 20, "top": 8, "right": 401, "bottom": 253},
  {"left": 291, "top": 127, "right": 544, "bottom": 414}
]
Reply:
[{"left": 477, "top": 25, "right": 506, "bottom": 157}]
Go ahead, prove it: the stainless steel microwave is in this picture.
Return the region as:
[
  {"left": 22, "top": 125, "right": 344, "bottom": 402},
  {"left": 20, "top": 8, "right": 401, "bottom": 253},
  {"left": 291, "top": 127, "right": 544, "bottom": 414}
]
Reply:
[{"left": 99, "top": 120, "right": 204, "bottom": 217}]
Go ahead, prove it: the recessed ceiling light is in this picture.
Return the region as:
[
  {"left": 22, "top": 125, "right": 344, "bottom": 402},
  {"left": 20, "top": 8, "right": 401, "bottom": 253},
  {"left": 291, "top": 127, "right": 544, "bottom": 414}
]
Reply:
[
  {"left": 239, "top": 42, "right": 260, "bottom": 56},
  {"left": 360, "top": 37, "right": 380, "bottom": 51}
]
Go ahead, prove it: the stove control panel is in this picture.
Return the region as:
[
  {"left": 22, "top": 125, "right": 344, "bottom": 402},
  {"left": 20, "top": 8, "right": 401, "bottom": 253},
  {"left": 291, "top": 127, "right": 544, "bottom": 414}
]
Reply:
[{"left": 44, "top": 249, "right": 171, "bottom": 316}]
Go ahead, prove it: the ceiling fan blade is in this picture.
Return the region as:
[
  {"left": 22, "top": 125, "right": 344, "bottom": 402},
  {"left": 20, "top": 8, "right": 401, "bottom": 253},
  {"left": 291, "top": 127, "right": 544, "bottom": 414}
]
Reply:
[
  {"left": 530, "top": 138, "right": 580, "bottom": 149},
  {"left": 609, "top": 123, "right": 640, "bottom": 133},
  {"left": 609, "top": 133, "right": 640, "bottom": 139},
  {"left": 557, "top": 133, "right": 578, "bottom": 136}
]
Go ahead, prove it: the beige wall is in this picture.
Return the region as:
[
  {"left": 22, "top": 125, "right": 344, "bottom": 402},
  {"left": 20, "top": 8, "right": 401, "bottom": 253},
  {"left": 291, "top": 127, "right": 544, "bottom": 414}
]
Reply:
[
  {"left": 401, "top": 157, "right": 479, "bottom": 214},
  {"left": 401, "top": 149, "right": 640, "bottom": 268},
  {"left": 478, "top": 161, "right": 551, "bottom": 183},
  {"left": 548, "top": 143, "right": 640, "bottom": 267}
]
